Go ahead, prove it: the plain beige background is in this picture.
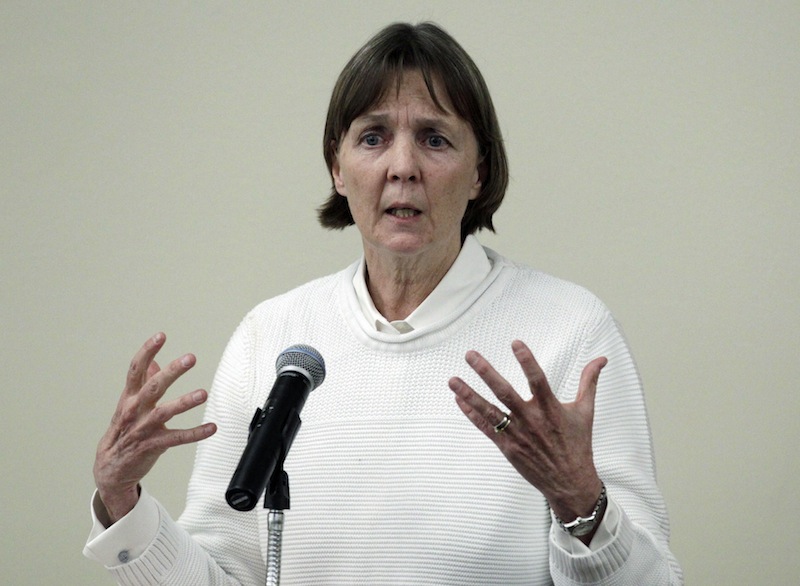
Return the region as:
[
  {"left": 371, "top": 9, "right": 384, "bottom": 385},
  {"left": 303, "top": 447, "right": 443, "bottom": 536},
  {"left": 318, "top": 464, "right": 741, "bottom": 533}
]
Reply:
[{"left": 2, "top": 2, "right": 798, "bottom": 584}]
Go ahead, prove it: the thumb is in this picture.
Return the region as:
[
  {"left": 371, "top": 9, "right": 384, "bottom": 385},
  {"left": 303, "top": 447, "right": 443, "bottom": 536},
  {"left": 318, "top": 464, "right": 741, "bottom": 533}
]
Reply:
[{"left": 575, "top": 357, "right": 608, "bottom": 413}]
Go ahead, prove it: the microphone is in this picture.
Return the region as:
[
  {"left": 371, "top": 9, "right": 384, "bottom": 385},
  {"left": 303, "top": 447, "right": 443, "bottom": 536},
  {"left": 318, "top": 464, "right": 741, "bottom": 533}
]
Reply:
[{"left": 225, "top": 344, "right": 326, "bottom": 511}]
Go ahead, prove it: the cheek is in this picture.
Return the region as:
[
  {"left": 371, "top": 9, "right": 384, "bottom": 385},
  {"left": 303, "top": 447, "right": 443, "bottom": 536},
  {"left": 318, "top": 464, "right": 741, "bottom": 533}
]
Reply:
[
  {"left": 340, "top": 177, "right": 378, "bottom": 221},
  {"left": 443, "top": 167, "right": 481, "bottom": 206}
]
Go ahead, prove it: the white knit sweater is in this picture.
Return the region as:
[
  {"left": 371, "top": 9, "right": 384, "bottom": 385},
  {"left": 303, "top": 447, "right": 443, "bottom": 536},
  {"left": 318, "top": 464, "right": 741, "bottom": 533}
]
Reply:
[{"left": 94, "top": 248, "right": 682, "bottom": 585}]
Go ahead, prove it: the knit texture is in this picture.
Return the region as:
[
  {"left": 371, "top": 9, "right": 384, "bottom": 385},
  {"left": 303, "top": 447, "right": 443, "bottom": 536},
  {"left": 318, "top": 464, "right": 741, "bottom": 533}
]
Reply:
[{"left": 105, "top": 248, "right": 682, "bottom": 585}]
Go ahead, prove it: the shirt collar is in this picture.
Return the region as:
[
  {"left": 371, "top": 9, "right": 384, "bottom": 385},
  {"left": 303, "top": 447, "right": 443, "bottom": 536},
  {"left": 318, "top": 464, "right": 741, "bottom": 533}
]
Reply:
[{"left": 352, "top": 235, "right": 492, "bottom": 334}]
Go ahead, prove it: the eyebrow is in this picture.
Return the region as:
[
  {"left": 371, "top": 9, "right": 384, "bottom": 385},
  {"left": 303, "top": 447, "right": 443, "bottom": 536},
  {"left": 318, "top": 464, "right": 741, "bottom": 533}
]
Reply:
[{"left": 352, "top": 112, "right": 458, "bottom": 131}]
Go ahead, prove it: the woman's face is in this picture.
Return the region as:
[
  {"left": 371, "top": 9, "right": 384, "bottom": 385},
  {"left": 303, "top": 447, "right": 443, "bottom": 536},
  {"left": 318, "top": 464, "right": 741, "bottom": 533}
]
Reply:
[{"left": 332, "top": 70, "right": 483, "bottom": 268}]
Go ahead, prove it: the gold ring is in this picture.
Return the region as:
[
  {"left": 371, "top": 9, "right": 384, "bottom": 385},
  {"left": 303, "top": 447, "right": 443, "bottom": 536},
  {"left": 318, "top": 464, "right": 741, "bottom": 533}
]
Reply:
[{"left": 493, "top": 413, "right": 512, "bottom": 433}]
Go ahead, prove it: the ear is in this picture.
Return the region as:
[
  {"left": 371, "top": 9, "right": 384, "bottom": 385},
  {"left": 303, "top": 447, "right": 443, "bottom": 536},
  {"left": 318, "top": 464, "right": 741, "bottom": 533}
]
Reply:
[
  {"left": 330, "top": 140, "right": 347, "bottom": 196},
  {"left": 469, "top": 157, "right": 487, "bottom": 201}
]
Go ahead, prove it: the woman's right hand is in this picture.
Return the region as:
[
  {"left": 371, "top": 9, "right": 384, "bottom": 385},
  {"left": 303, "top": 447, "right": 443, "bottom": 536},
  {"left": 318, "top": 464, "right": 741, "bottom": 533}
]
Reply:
[{"left": 93, "top": 332, "right": 217, "bottom": 524}]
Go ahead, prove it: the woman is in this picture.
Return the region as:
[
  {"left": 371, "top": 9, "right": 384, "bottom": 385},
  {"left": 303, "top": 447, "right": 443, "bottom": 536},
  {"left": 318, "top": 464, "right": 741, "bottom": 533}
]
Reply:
[{"left": 86, "top": 23, "right": 682, "bottom": 585}]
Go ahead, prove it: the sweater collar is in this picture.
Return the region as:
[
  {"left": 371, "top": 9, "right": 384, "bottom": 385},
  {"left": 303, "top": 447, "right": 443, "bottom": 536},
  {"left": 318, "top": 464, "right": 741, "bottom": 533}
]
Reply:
[{"left": 352, "top": 235, "right": 492, "bottom": 334}]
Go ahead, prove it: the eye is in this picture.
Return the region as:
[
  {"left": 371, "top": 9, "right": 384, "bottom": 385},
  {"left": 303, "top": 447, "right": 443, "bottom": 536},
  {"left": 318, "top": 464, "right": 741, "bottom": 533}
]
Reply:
[
  {"left": 359, "top": 130, "right": 385, "bottom": 147},
  {"left": 363, "top": 134, "right": 381, "bottom": 146},
  {"left": 425, "top": 133, "right": 449, "bottom": 148}
]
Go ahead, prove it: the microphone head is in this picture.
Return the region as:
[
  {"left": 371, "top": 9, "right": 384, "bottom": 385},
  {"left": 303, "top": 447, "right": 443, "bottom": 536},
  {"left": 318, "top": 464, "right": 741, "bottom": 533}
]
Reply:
[{"left": 276, "top": 344, "right": 326, "bottom": 390}]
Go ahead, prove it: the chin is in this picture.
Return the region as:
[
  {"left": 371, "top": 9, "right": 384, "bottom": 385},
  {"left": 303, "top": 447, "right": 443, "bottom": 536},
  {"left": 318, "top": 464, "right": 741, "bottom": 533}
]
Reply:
[{"left": 373, "top": 233, "right": 433, "bottom": 257}]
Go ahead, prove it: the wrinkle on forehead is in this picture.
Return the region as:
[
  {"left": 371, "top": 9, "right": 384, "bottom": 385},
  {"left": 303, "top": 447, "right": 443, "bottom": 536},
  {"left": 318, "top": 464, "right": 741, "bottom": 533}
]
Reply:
[{"left": 357, "top": 74, "right": 461, "bottom": 132}]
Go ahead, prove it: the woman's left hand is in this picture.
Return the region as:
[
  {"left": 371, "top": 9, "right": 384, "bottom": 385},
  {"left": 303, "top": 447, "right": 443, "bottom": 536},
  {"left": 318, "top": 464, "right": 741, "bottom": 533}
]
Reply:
[{"left": 448, "top": 339, "right": 607, "bottom": 525}]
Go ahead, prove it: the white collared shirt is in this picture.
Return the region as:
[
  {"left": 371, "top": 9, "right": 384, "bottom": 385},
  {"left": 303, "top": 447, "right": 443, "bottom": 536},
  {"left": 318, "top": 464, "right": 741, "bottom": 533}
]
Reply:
[{"left": 352, "top": 235, "right": 492, "bottom": 334}]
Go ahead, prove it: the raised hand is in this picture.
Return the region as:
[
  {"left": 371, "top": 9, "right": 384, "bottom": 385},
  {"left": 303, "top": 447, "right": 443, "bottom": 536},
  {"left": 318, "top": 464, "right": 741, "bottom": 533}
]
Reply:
[
  {"left": 448, "top": 339, "right": 607, "bottom": 531},
  {"left": 93, "top": 332, "right": 217, "bottom": 524}
]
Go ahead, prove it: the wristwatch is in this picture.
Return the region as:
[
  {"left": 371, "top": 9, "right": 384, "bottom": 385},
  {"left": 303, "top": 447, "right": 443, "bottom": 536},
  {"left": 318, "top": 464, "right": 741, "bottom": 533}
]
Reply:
[{"left": 553, "top": 483, "right": 607, "bottom": 537}]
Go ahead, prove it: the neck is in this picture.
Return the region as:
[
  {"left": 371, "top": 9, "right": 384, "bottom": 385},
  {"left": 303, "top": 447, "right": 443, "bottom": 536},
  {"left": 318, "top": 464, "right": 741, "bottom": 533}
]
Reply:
[{"left": 364, "top": 243, "right": 461, "bottom": 322}]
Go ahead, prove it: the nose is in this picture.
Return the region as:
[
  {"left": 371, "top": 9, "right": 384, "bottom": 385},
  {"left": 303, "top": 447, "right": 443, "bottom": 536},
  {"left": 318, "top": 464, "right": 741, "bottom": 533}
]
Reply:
[{"left": 387, "top": 137, "right": 419, "bottom": 183}]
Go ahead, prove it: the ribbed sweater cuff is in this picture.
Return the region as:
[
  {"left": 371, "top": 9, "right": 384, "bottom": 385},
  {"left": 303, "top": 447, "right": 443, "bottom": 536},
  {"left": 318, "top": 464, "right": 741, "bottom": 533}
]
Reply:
[
  {"left": 108, "top": 501, "right": 182, "bottom": 586},
  {"left": 549, "top": 505, "right": 635, "bottom": 583}
]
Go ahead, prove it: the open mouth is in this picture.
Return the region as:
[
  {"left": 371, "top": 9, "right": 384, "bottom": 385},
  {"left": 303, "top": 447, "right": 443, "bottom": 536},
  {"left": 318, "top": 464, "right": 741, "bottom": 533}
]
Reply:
[{"left": 387, "top": 208, "right": 420, "bottom": 218}]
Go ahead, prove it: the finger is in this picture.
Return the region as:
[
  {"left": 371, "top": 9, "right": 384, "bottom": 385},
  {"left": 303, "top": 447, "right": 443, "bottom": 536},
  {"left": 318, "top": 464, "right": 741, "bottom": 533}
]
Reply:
[
  {"left": 575, "top": 356, "right": 608, "bottom": 413},
  {"left": 148, "top": 388, "right": 209, "bottom": 426},
  {"left": 463, "top": 349, "right": 527, "bottom": 413},
  {"left": 146, "top": 360, "right": 161, "bottom": 381},
  {"left": 448, "top": 377, "right": 509, "bottom": 439},
  {"left": 125, "top": 332, "right": 166, "bottom": 393},
  {"left": 139, "top": 353, "right": 197, "bottom": 408},
  {"left": 510, "top": 339, "right": 557, "bottom": 406},
  {"left": 151, "top": 422, "right": 218, "bottom": 452}
]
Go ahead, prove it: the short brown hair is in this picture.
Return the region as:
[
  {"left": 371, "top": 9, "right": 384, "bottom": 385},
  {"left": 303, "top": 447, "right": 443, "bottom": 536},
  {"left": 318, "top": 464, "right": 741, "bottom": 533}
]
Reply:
[{"left": 318, "top": 22, "right": 509, "bottom": 239}]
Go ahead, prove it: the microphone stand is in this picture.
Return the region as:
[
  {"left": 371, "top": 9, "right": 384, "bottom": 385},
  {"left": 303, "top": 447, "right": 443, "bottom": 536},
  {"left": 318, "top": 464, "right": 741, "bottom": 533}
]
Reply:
[
  {"left": 263, "top": 410, "right": 301, "bottom": 586},
  {"left": 264, "top": 462, "right": 290, "bottom": 586}
]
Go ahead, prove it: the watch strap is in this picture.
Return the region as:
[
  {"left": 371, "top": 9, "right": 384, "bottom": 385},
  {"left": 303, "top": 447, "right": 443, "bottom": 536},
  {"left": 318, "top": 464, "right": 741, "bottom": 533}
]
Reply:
[{"left": 553, "top": 482, "right": 607, "bottom": 536}]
